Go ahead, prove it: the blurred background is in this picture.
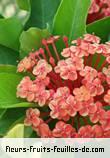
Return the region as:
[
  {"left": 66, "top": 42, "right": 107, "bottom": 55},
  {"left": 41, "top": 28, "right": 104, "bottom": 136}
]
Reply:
[{"left": 0, "top": 0, "right": 28, "bottom": 22}]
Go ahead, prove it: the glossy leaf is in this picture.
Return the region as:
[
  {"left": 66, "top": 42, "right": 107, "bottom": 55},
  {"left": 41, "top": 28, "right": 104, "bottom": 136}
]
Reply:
[
  {"left": 16, "top": 0, "right": 30, "bottom": 11},
  {"left": 20, "top": 27, "right": 50, "bottom": 58},
  {"left": 24, "top": 126, "right": 33, "bottom": 138},
  {"left": 4, "top": 124, "right": 24, "bottom": 138},
  {"left": 0, "top": 102, "right": 35, "bottom": 109},
  {"left": 0, "top": 45, "right": 19, "bottom": 65},
  {"left": 25, "top": 0, "right": 61, "bottom": 29},
  {"left": 0, "top": 17, "right": 23, "bottom": 51},
  {"left": 53, "top": 0, "right": 91, "bottom": 43},
  {"left": 0, "top": 65, "right": 17, "bottom": 74},
  {"left": 0, "top": 73, "right": 22, "bottom": 108},
  {"left": 0, "top": 64, "right": 34, "bottom": 81},
  {"left": 0, "top": 109, "right": 6, "bottom": 119},
  {"left": 87, "top": 17, "right": 110, "bottom": 42},
  {"left": 0, "top": 108, "right": 26, "bottom": 136},
  {"left": 4, "top": 125, "right": 33, "bottom": 138},
  {"left": 0, "top": 67, "right": 36, "bottom": 108}
]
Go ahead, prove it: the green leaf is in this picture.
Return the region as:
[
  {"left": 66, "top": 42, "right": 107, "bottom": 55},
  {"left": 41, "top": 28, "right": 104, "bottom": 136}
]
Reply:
[
  {"left": 4, "top": 124, "right": 33, "bottom": 138},
  {"left": 24, "top": 126, "right": 33, "bottom": 138},
  {"left": 25, "top": 0, "right": 61, "bottom": 29},
  {"left": 0, "top": 15, "right": 4, "bottom": 18},
  {"left": 0, "top": 45, "right": 19, "bottom": 65},
  {"left": 104, "top": 106, "right": 110, "bottom": 110},
  {"left": 0, "top": 109, "right": 6, "bottom": 119},
  {"left": 16, "top": 0, "right": 30, "bottom": 26},
  {"left": 53, "top": 0, "right": 91, "bottom": 42},
  {"left": 0, "top": 108, "right": 26, "bottom": 136},
  {"left": 4, "top": 124, "right": 24, "bottom": 138},
  {"left": 0, "top": 17, "right": 23, "bottom": 51},
  {"left": 0, "top": 64, "right": 35, "bottom": 82},
  {"left": 87, "top": 17, "right": 110, "bottom": 42},
  {"left": 16, "top": 0, "right": 30, "bottom": 11},
  {"left": 0, "top": 102, "right": 35, "bottom": 109},
  {"left": 0, "top": 73, "right": 22, "bottom": 108},
  {"left": 0, "top": 65, "right": 17, "bottom": 74},
  {"left": 0, "top": 67, "right": 36, "bottom": 108},
  {"left": 20, "top": 27, "right": 50, "bottom": 58}
]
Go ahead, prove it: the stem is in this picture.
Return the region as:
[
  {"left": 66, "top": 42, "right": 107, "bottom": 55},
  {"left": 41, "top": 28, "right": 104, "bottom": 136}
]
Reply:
[
  {"left": 52, "top": 42, "right": 60, "bottom": 61},
  {"left": 94, "top": 54, "right": 101, "bottom": 69},
  {"left": 98, "top": 60, "right": 107, "bottom": 71},
  {"left": 45, "top": 117, "right": 53, "bottom": 123},
  {"left": 63, "top": 36, "right": 69, "bottom": 48},
  {"left": 42, "top": 39, "right": 52, "bottom": 58}
]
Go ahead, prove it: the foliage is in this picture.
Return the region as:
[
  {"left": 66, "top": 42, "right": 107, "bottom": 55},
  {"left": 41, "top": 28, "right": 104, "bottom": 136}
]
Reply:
[{"left": 0, "top": 0, "right": 110, "bottom": 138}]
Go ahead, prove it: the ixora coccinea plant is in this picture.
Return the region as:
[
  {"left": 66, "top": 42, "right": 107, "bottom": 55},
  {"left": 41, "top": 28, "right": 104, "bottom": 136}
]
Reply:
[
  {"left": 1, "top": 0, "right": 110, "bottom": 138},
  {"left": 17, "top": 34, "right": 110, "bottom": 138}
]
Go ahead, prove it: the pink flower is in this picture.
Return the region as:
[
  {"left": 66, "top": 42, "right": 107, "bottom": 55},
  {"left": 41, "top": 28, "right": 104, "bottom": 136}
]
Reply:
[
  {"left": 55, "top": 59, "right": 77, "bottom": 81},
  {"left": 103, "top": 67, "right": 110, "bottom": 75},
  {"left": 17, "top": 76, "right": 51, "bottom": 105},
  {"left": 89, "top": 0, "right": 99, "bottom": 14},
  {"left": 49, "top": 99, "right": 70, "bottom": 121},
  {"left": 70, "top": 45, "right": 87, "bottom": 57},
  {"left": 79, "top": 98, "right": 96, "bottom": 116},
  {"left": 52, "top": 121, "right": 76, "bottom": 138},
  {"left": 92, "top": 125, "right": 104, "bottom": 138},
  {"left": 106, "top": 56, "right": 110, "bottom": 63},
  {"left": 53, "top": 87, "right": 70, "bottom": 100},
  {"left": 66, "top": 57, "right": 84, "bottom": 71},
  {"left": 49, "top": 87, "right": 77, "bottom": 120},
  {"left": 78, "top": 125, "right": 94, "bottom": 138},
  {"left": 61, "top": 48, "right": 71, "bottom": 57},
  {"left": 73, "top": 86, "right": 91, "bottom": 102},
  {"left": 49, "top": 87, "right": 74, "bottom": 121},
  {"left": 100, "top": 111, "right": 110, "bottom": 131},
  {"left": 24, "top": 108, "right": 52, "bottom": 137},
  {"left": 34, "top": 76, "right": 50, "bottom": 88},
  {"left": 85, "top": 78, "right": 104, "bottom": 96},
  {"left": 35, "top": 89, "right": 50, "bottom": 106},
  {"left": 54, "top": 60, "right": 67, "bottom": 73},
  {"left": 80, "top": 66, "right": 97, "bottom": 82},
  {"left": 33, "top": 59, "right": 52, "bottom": 78},
  {"left": 24, "top": 108, "right": 41, "bottom": 127},
  {"left": 17, "top": 56, "right": 36, "bottom": 72},
  {"left": 88, "top": 0, "right": 110, "bottom": 23},
  {"left": 37, "top": 123, "right": 52, "bottom": 138},
  {"left": 96, "top": 44, "right": 108, "bottom": 54},
  {"left": 17, "top": 76, "right": 33, "bottom": 99},
  {"left": 89, "top": 102, "right": 105, "bottom": 123},
  {"left": 60, "top": 66, "right": 77, "bottom": 81},
  {"left": 84, "top": 34, "right": 100, "bottom": 44},
  {"left": 103, "top": 66, "right": 110, "bottom": 84},
  {"left": 66, "top": 95, "right": 77, "bottom": 117},
  {"left": 104, "top": 90, "right": 110, "bottom": 104},
  {"left": 71, "top": 38, "right": 97, "bottom": 56}
]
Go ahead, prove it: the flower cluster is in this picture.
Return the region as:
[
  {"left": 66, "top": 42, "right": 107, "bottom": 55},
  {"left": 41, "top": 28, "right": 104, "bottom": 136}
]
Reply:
[
  {"left": 88, "top": 0, "right": 110, "bottom": 23},
  {"left": 17, "top": 34, "right": 110, "bottom": 138}
]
